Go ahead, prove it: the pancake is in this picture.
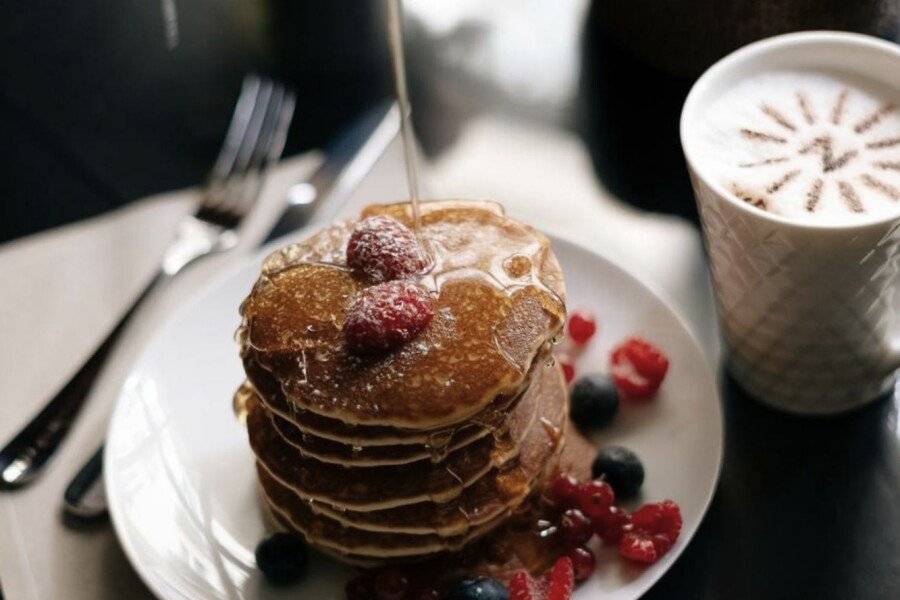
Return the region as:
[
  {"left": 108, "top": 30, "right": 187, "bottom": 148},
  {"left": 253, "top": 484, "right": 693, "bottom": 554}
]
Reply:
[
  {"left": 246, "top": 369, "right": 541, "bottom": 509},
  {"left": 243, "top": 350, "right": 541, "bottom": 447},
  {"left": 293, "top": 366, "right": 567, "bottom": 537},
  {"left": 256, "top": 366, "right": 568, "bottom": 558},
  {"left": 238, "top": 200, "right": 566, "bottom": 429},
  {"left": 259, "top": 360, "right": 547, "bottom": 467},
  {"left": 237, "top": 200, "right": 570, "bottom": 566}
]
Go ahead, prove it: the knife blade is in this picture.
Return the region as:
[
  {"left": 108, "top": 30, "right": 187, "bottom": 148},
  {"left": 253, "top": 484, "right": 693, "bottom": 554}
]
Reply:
[{"left": 263, "top": 100, "right": 399, "bottom": 243}]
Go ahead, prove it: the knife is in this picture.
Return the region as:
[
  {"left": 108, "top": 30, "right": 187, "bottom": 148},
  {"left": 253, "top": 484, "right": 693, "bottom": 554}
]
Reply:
[
  {"left": 264, "top": 100, "right": 398, "bottom": 243},
  {"left": 62, "top": 100, "right": 401, "bottom": 520}
]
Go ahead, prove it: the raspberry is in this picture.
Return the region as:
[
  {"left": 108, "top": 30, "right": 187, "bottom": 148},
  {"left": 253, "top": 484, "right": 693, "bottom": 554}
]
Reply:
[
  {"left": 574, "top": 479, "right": 615, "bottom": 522},
  {"left": 567, "top": 310, "right": 597, "bottom": 345},
  {"left": 548, "top": 473, "right": 580, "bottom": 508},
  {"left": 594, "top": 505, "right": 632, "bottom": 545},
  {"left": 618, "top": 500, "right": 682, "bottom": 564},
  {"left": 559, "top": 508, "right": 593, "bottom": 546},
  {"left": 631, "top": 500, "right": 682, "bottom": 541},
  {"left": 545, "top": 556, "right": 574, "bottom": 600},
  {"left": 344, "top": 282, "right": 434, "bottom": 354},
  {"left": 508, "top": 557, "right": 575, "bottom": 600},
  {"left": 568, "top": 546, "right": 596, "bottom": 582},
  {"left": 346, "top": 216, "right": 427, "bottom": 282},
  {"left": 609, "top": 337, "right": 669, "bottom": 398},
  {"left": 557, "top": 354, "right": 575, "bottom": 384},
  {"left": 619, "top": 532, "right": 658, "bottom": 564},
  {"left": 507, "top": 570, "right": 535, "bottom": 600}
]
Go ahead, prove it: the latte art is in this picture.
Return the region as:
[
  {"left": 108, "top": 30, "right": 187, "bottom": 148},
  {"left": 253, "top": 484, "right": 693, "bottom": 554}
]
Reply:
[{"left": 690, "top": 70, "right": 900, "bottom": 223}]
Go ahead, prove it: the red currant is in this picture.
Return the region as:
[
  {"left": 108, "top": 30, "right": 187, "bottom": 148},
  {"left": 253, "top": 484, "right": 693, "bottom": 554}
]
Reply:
[
  {"left": 549, "top": 473, "right": 580, "bottom": 508},
  {"left": 558, "top": 354, "right": 575, "bottom": 384},
  {"left": 568, "top": 546, "right": 596, "bottom": 582},
  {"left": 559, "top": 508, "right": 593, "bottom": 546},
  {"left": 567, "top": 310, "right": 597, "bottom": 345},
  {"left": 595, "top": 505, "right": 632, "bottom": 545},
  {"left": 574, "top": 479, "right": 615, "bottom": 521}
]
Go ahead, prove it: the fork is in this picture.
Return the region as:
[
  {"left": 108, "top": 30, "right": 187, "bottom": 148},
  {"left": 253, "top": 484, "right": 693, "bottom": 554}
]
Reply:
[{"left": 0, "top": 74, "right": 295, "bottom": 490}]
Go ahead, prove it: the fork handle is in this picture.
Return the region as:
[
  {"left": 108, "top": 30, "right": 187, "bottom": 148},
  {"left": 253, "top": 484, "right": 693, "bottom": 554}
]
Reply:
[
  {"left": 63, "top": 444, "right": 106, "bottom": 519},
  {"left": 0, "top": 272, "right": 164, "bottom": 490}
]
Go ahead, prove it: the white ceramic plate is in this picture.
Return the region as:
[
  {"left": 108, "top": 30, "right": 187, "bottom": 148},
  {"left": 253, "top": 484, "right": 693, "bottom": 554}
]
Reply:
[{"left": 105, "top": 235, "right": 722, "bottom": 600}]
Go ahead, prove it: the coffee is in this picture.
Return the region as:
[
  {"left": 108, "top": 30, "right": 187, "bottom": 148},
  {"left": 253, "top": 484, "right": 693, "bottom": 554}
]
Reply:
[{"left": 686, "top": 69, "right": 900, "bottom": 224}]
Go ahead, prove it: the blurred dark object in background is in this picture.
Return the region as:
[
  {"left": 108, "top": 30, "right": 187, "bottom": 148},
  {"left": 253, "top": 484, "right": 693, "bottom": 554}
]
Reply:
[
  {"left": 578, "top": 0, "right": 900, "bottom": 222},
  {"left": 4, "top": 0, "right": 899, "bottom": 242},
  {"left": 0, "top": 0, "right": 389, "bottom": 242}
]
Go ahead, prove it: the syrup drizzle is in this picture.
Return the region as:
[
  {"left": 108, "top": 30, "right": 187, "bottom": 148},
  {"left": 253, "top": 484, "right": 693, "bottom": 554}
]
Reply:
[{"left": 387, "top": 0, "right": 421, "bottom": 230}]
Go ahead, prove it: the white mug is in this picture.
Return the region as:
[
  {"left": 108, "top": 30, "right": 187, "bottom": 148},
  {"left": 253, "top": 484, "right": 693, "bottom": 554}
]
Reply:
[{"left": 681, "top": 31, "right": 900, "bottom": 415}]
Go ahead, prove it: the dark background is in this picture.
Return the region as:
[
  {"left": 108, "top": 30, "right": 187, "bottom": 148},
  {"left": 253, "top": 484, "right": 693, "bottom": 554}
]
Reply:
[
  {"left": 4, "top": 1, "right": 897, "bottom": 242},
  {"left": 2, "top": 2, "right": 899, "bottom": 598}
]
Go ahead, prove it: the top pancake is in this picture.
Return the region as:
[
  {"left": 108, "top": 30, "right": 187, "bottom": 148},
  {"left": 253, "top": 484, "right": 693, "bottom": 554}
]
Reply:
[{"left": 238, "top": 200, "right": 566, "bottom": 429}]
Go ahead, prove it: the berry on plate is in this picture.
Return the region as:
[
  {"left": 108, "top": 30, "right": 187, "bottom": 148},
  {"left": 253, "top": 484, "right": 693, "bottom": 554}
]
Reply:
[
  {"left": 557, "top": 354, "right": 575, "bottom": 384},
  {"left": 609, "top": 337, "right": 669, "bottom": 398},
  {"left": 594, "top": 504, "right": 632, "bottom": 546},
  {"left": 255, "top": 533, "right": 308, "bottom": 585},
  {"left": 567, "top": 310, "right": 597, "bottom": 345},
  {"left": 346, "top": 215, "right": 428, "bottom": 282},
  {"left": 546, "top": 556, "right": 575, "bottom": 600},
  {"left": 569, "top": 373, "right": 619, "bottom": 431},
  {"left": 618, "top": 500, "right": 682, "bottom": 564},
  {"left": 559, "top": 508, "right": 593, "bottom": 546},
  {"left": 548, "top": 473, "right": 580, "bottom": 508},
  {"left": 445, "top": 576, "right": 509, "bottom": 600},
  {"left": 591, "top": 446, "right": 645, "bottom": 499},
  {"left": 507, "top": 570, "right": 534, "bottom": 600},
  {"left": 343, "top": 281, "right": 434, "bottom": 353},
  {"left": 573, "top": 479, "right": 615, "bottom": 522},
  {"left": 568, "top": 546, "right": 596, "bottom": 582},
  {"left": 508, "top": 556, "right": 575, "bottom": 600}
]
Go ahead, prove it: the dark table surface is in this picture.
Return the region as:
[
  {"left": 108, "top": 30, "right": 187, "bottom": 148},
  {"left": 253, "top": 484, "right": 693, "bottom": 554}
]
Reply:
[{"left": 3, "top": 1, "right": 899, "bottom": 598}]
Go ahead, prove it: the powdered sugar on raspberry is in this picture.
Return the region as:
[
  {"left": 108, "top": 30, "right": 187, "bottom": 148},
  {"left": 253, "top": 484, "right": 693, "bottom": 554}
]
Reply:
[
  {"left": 346, "top": 216, "right": 428, "bottom": 282},
  {"left": 343, "top": 281, "right": 434, "bottom": 353}
]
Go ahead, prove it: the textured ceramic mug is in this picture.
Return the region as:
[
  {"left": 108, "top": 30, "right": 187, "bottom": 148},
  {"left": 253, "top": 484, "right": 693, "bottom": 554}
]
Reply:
[{"left": 681, "top": 32, "right": 900, "bottom": 414}]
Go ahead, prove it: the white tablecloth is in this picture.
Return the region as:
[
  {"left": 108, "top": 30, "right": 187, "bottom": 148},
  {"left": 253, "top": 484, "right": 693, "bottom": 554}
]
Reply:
[{"left": 0, "top": 117, "right": 717, "bottom": 600}]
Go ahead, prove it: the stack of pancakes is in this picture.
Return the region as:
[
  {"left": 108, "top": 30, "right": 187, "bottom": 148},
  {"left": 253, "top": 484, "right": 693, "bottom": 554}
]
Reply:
[{"left": 235, "top": 200, "right": 568, "bottom": 565}]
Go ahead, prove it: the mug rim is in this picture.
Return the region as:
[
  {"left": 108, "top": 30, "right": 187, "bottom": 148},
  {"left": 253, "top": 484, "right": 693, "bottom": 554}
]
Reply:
[{"left": 680, "top": 30, "right": 900, "bottom": 232}]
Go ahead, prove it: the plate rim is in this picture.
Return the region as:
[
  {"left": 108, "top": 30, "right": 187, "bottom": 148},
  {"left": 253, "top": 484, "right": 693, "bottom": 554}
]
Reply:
[{"left": 104, "top": 231, "right": 723, "bottom": 600}]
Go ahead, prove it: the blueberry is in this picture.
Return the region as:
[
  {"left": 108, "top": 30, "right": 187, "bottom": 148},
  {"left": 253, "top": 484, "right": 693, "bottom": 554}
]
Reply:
[
  {"left": 255, "top": 532, "right": 308, "bottom": 585},
  {"left": 444, "top": 576, "right": 509, "bottom": 600},
  {"left": 569, "top": 373, "right": 619, "bottom": 431},
  {"left": 591, "top": 445, "right": 644, "bottom": 499}
]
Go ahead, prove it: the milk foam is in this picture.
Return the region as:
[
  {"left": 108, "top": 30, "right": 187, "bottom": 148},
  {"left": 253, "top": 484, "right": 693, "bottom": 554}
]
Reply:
[{"left": 689, "top": 70, "right": 900, "bottom": 224}]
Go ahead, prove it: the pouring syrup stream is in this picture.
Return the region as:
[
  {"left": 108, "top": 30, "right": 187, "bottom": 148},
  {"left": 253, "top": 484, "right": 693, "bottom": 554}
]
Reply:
[{"left": 386, "top": 0, "right": 421, "bottom": 229}]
